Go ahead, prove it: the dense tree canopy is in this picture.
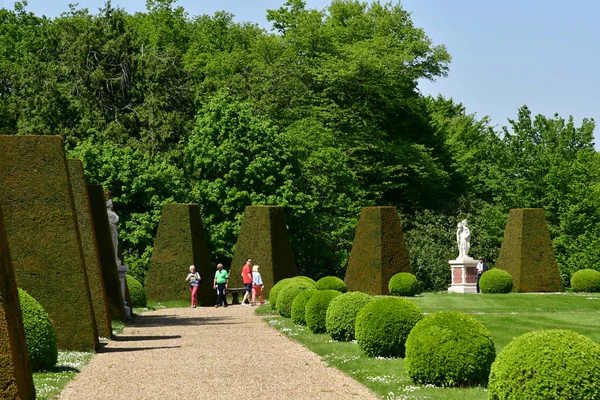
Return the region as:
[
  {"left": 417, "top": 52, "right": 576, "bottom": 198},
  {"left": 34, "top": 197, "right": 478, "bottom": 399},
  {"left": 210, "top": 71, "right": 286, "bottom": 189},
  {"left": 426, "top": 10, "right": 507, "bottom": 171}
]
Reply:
[{"left": 0, "top": 0, "right": 597, "bottom": 288}]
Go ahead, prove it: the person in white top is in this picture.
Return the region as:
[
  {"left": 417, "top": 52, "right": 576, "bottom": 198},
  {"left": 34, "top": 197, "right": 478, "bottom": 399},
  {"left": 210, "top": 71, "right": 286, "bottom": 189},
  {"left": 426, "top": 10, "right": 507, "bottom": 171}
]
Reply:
[
  {"left": 475, "top": 257, "right": 488, "bottom": 293},
  {"left": 185, "top": 265, "right": 201, "bottom": 308},
  {"left": 251, "top": 265, "right": 264, "bottom": 306}
]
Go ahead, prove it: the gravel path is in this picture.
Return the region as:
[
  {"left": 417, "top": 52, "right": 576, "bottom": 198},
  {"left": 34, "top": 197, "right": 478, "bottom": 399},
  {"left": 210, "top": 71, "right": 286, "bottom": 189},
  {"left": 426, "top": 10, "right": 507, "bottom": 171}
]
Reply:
[{"left": 59, "top": 305, "right": 378, "bottom": 400}]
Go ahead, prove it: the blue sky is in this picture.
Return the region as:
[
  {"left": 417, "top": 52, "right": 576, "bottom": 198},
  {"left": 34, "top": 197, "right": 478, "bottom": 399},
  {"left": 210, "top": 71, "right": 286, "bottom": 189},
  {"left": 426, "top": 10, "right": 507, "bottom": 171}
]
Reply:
[{"left": 3, "top": 0, "right": 599, "bottom": 145}]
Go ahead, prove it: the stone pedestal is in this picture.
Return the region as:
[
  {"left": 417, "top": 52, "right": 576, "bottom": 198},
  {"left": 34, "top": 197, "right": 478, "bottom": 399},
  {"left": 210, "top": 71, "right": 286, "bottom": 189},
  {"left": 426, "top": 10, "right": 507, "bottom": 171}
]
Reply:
[
  {"left": 117, "top": 263, "right": 131, "bottom": 317},
  {"left": 448, "top": 256, "right": 478, "bottom": 293}
]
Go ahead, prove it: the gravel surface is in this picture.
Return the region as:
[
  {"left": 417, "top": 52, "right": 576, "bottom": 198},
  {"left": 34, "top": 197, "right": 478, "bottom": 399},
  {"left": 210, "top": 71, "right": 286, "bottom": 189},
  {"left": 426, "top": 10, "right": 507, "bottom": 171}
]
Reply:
[{"left": 59, "top": 305, "right": 378, "bottom": 400}]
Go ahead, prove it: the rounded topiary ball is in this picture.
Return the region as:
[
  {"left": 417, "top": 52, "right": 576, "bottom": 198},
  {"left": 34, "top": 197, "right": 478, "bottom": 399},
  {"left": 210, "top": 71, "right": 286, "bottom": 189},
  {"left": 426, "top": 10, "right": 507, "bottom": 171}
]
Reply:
[
  {"left": 570, "top": 269, "right": 600, "bottom": 292},
  {"left": 295, "top": 276, "right": 316, "bottom": 285},
  {"left": 18, "top": 288, "right": 58, "bottom": 371},
  {"left": 405, "top": 312, "right": 496, "bottom": 387},
  {"left": 315, "top": 276, "right": 347, "bottom": 293},
  {"left": 305, "top": 290, "right": 342, "bottom": 333},
  {"left": 480, "top": 269, "right": 513, "bottom": 294},
  {"left": 291, "top": 289, "right": 318, "bottom": 326},
  {"left": 325, "top": 291, "right": 372, "bottom": 341},
  {"left": 388, "top": 272, "right": 420, "bottom": 297},
  {"left": 355, "top": 297, "right": 423, "bottom": 358},
  {"left": 277, "top": 280, "right": 315, "bottom": 318},
  {"left": 126, "top": 275, "right": 147, "bottom": 308},
  {"left": 488, "top": 329, "right": 600, "bottom": 399},
  {"left": 269, "top": 278, "right": 295, "bottom": 310}
]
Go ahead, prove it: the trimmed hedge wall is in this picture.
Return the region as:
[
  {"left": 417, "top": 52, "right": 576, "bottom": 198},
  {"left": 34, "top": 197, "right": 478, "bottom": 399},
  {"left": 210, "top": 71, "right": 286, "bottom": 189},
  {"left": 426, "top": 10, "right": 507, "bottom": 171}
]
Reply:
[
  {"left": 570, "top": 269, "right": 600, "bottom": 292},
  {"left": 405, "top": 312, "right": 496, "bottom": 387},
  {"left": 0, "top": 135, "right": 98, "bottom": 351},
  {"left": 315, "top": 276, "right": 347, "bottom": 292},
  {"left": 18, "top": 289, "right": 58, "bottom": 371},
  {"left": 497, "top": 208, "right": 563, "bottom": 292},
  {"left": 0, "top": 207, "right": 35, "bottom": 400},
  {"left": 126, "top": 275, "right": 147, "bottom": 308},
  {"left": 325, "top": 291, "right": 372, "bottom": 341},
  {"left": 345, "top": 207, "right": 412, "bottom": 295},
  {"left": 488, "top": 329, "right": 600, "bottom": 399},
  {"left": 480, "top": 269, "right": 513, "bottom": 294},
  {"left": 146, "top": 204, "right": 215, "bottom": 306},
  {"left": 388, "top": 272, "right": 420, "bottom": 297},
  {"left": 291, "top": 289, "right": 317, "bottom": 326},
  {"left": 355, "top": 297, "right": 422, "bottom": 358},
  {"left": 230, "top": 206, "right": 298, "bottom": 298},
  {"left": 68, "top": 159, "right": 112, "bottom": 338},
  {"left": 88, "top": 184, "right": 126, "bottom": 321},
  {"left": 305, "top": 290, "right": 342, "bottom": 333},
  {"left": 277, "top": 280, "right": 315, "bottom": 318}
]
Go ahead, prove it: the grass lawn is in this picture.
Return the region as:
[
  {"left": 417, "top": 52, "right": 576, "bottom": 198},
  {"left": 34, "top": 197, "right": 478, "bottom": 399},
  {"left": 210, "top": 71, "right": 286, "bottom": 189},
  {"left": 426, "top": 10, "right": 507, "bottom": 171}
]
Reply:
[
  {"left": 259, "top": 292, "right": 600, "bottom": 400},
  {"left": 33, "top": 351, "right": 95, "bottom": 400}
]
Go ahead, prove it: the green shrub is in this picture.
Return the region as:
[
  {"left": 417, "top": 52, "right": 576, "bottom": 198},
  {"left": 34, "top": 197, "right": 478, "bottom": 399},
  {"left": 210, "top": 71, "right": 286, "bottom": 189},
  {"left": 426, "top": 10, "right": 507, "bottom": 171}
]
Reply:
[
  {"left": 305, "top": 290, "right": 342, "bottom": 333},
  {"left": 295, "top": 276, "right": 316, "bottom": 285},
  {"left": 276, "top": 280, "right": 315, "bottom": 318},
  {"left": 488, "top": 329, "right": 600, "bottom": 399},
  {"left": 315, "top": 276, "right": 347, "bottom": 292},
  {"left": 291, "top": 289, "right": 317, "bottom": 326},
  {"left": 570, "top": 269, "right": 600, "bottom": 292},
  {"left": 126, "top": 275, "right": 147, "bottom": 308},
  {"left": 388, "top": 272, "right": 420, "bottom": 297},
  {"left": 18, "top": 288, "right": 58, "bottom": 371},
  {"left": 269, "top": 278, "right": 296, "bottom": 310},
  {"left": 405, "top": 312, "right": 496, "bottom": 387},
  {"left": 355, "top": 297, "right": 422, "bottom": 358},
  {"left": 480, "top": 269, "right": 514, "bottom": 293},
  {"left": 325, "top": 292, "right": 372, "bottom": 341}
]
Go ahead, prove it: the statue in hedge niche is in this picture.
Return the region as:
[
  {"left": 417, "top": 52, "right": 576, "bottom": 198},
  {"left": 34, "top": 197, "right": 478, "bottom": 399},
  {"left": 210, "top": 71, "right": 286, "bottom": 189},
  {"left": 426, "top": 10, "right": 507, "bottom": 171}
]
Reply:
[
  {"left": 106, "top": 198, "right": 121, "bottom": 265},
  {"left": 456, "top": 219, "right": 471, "bottom": 259}
]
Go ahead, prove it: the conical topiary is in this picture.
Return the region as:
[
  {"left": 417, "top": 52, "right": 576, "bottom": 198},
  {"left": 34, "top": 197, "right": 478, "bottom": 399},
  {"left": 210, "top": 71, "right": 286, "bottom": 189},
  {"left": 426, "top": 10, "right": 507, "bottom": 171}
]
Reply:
[
  {"left": 146, "top": 204, "right": 215, "bottom": 306},
  {"left": 345, "top": 207, "right": 412, "bottom": 295},
  {"left": 230, "top": 206, "right": 298, "bottom": 298},
  {"left": 497, "top": 208, "right": 562, "bottom": 292}
]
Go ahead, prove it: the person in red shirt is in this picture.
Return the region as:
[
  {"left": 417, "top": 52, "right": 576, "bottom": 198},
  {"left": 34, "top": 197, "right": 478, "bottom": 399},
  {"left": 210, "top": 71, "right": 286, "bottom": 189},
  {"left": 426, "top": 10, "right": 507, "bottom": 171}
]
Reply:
[{"left": 241, "top": 258, "right": 253, "bottom": 306}]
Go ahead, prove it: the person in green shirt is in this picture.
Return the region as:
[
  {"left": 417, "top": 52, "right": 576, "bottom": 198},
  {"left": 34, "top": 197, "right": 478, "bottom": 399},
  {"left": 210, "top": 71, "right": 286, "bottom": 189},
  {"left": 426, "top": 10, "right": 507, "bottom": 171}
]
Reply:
[{"left": 213, "top": 263, "right": 229, "bottom": 308}]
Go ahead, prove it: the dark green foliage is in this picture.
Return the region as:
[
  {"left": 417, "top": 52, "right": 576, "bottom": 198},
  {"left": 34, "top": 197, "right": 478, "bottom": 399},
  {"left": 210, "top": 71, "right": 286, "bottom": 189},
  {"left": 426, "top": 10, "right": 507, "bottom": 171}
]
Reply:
[
  {"left": 355, "top": 297, "right": 423, "bottom": 358},
  {"left": 18, "top": 288, "right": 58, "bottom": 372},
  {"left": 291, "top": 289, "right": 318, "bottom": 326},
  {"left": 276, "top": 281, "right": 315, "bottom": 318},
  {"left": 145, "top": 204, "right": 215, "bottom": 306},
  {"left": 480, "top": 269, "right": 514, "bottom": 294},
  {"left": 230, "top": 206, "right": 298, "bottom": 298},
  {"left": 345, "top": 207, "right": 412, "bottom": 295},
  {"left": 388, "top": 272, "right": 420, "bottom": 297},
  {"left": 68, "top": 158, "right": 112, "bottom": 338},
  {"left": 269, "top": 278, "right": 295, "bottom": 311},
  {"left": 126, "top": 275, "right": 147, "bottom": 308},
  {"left": 570, "top": 269, "right": 600, "bottom": 292},
  {"left": 325, "top": 291, "right": 372, "bottom": 341},
  {"left": 0, "top": 207, "right": 35, "bottom": 400},
  {"left": 0, "top": 135, "right": 98, "bottom": 351},
  {"left": 405, "top": 312, "right": 496, "bottom": 387},
  {"left": 305, "top": 290, "right": 342, "bottom": 334},
  {"left": 87, "top": 184, "right": 126, "bottom": 321},
  {"left": 315, "top": 276, "right": 347, "bottom": 293},
  {"left": 488, "top": 330, "right": 600, "bottom": 399},
  {"left": 497, "top": 209, "right": 563, "bottom": 292}
]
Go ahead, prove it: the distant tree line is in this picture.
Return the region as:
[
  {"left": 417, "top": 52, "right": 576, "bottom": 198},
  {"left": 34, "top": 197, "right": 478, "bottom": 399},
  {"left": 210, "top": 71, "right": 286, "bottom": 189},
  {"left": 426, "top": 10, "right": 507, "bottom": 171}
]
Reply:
[{"left": 1, "top": 0, "right": 598, "bottom": 289}]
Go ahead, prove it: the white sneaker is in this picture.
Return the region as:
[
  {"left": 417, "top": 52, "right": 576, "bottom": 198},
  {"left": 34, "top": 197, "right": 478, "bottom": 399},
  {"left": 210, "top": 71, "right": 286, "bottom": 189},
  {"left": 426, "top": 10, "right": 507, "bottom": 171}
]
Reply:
[{"left": 241, "top": 303, "right": 249, "bottom": 306}]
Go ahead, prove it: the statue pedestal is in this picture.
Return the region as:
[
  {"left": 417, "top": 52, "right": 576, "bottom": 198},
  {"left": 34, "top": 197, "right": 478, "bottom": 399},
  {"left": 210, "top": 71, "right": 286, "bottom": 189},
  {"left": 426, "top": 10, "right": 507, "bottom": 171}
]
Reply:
[
  {"left": 448, "top": 257, "right": 478, "bottom": 294},
  {"left": 117, "top": 263, "right": 131, "bottom": 317}
]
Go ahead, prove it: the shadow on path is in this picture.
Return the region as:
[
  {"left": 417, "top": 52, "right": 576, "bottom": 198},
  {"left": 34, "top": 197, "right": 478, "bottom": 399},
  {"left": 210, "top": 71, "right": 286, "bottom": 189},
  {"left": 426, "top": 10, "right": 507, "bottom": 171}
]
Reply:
[
  {"left": 97, "top": 345, "right": 181, "bottom": 353},
  {"left": 112, "top": 335, "right": 182, "bottom": 342},
  {"left": 131, "top": 314, "right": 238, "bottom": 328}
]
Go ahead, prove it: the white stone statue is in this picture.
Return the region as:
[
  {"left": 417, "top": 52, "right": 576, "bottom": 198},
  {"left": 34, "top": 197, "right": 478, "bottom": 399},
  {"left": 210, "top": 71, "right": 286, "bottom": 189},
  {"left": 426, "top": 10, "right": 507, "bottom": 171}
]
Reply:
[
  {"left": 106, "top": 199, "right": 121, "bottom": 265},
  {"left": 456, "top": 219, "right": 471, "bottom": 259}
]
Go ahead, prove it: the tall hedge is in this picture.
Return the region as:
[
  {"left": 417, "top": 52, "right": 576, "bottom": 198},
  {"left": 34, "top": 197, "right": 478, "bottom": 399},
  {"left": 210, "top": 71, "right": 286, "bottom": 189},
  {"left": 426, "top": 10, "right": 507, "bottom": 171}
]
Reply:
[
  {"left": 88, "top": 184, "right": 126, "bottom": 321},
  {"left": 230, "top": 206, "right": 298, "bottom": 298},
  {"left": 0, "top": 207, "right": 35, "bottom": 400},
  {"left": 0, "top": 135, "right": 98, "bottom": 351},
  {"left": 345, "top": 207, "right": 412, "bottom": 295},
  {"left": 497, "top": 208, "right": 563, "bottom": 292},
  {"left": 146, "top": 204, "right": 215, "bottom": 306},
  {"left": 68, "top": 159, "right": 112, "bottom": 338}
]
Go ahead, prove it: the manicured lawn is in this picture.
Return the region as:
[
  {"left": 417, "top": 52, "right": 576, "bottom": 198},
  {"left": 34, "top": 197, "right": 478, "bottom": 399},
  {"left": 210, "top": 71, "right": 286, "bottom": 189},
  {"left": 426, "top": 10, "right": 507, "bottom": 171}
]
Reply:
[
  {"left": 259, "top": 292, "right": 600, "bottom": 400},
  {"left": 33, "top": 351, "right": 95, "bottom": 400}
]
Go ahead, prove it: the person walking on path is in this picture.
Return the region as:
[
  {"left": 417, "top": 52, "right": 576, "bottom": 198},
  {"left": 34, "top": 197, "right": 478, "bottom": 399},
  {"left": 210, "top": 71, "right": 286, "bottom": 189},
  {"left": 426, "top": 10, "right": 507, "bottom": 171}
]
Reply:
[
  {"left": 241, "top": 258, "right": 253, "bottom": 306},
  {"left": 185, "top": 265, "right": 201, "bottom": 308},
  {"left": 214, "top": 263, "right": 229, "bottom": 308},
  {"left": 476, "top": 257, "right": 488, "bottom": 293},
  {"left": 251, "top": 265, "right": 264, "bottom": 306}
]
